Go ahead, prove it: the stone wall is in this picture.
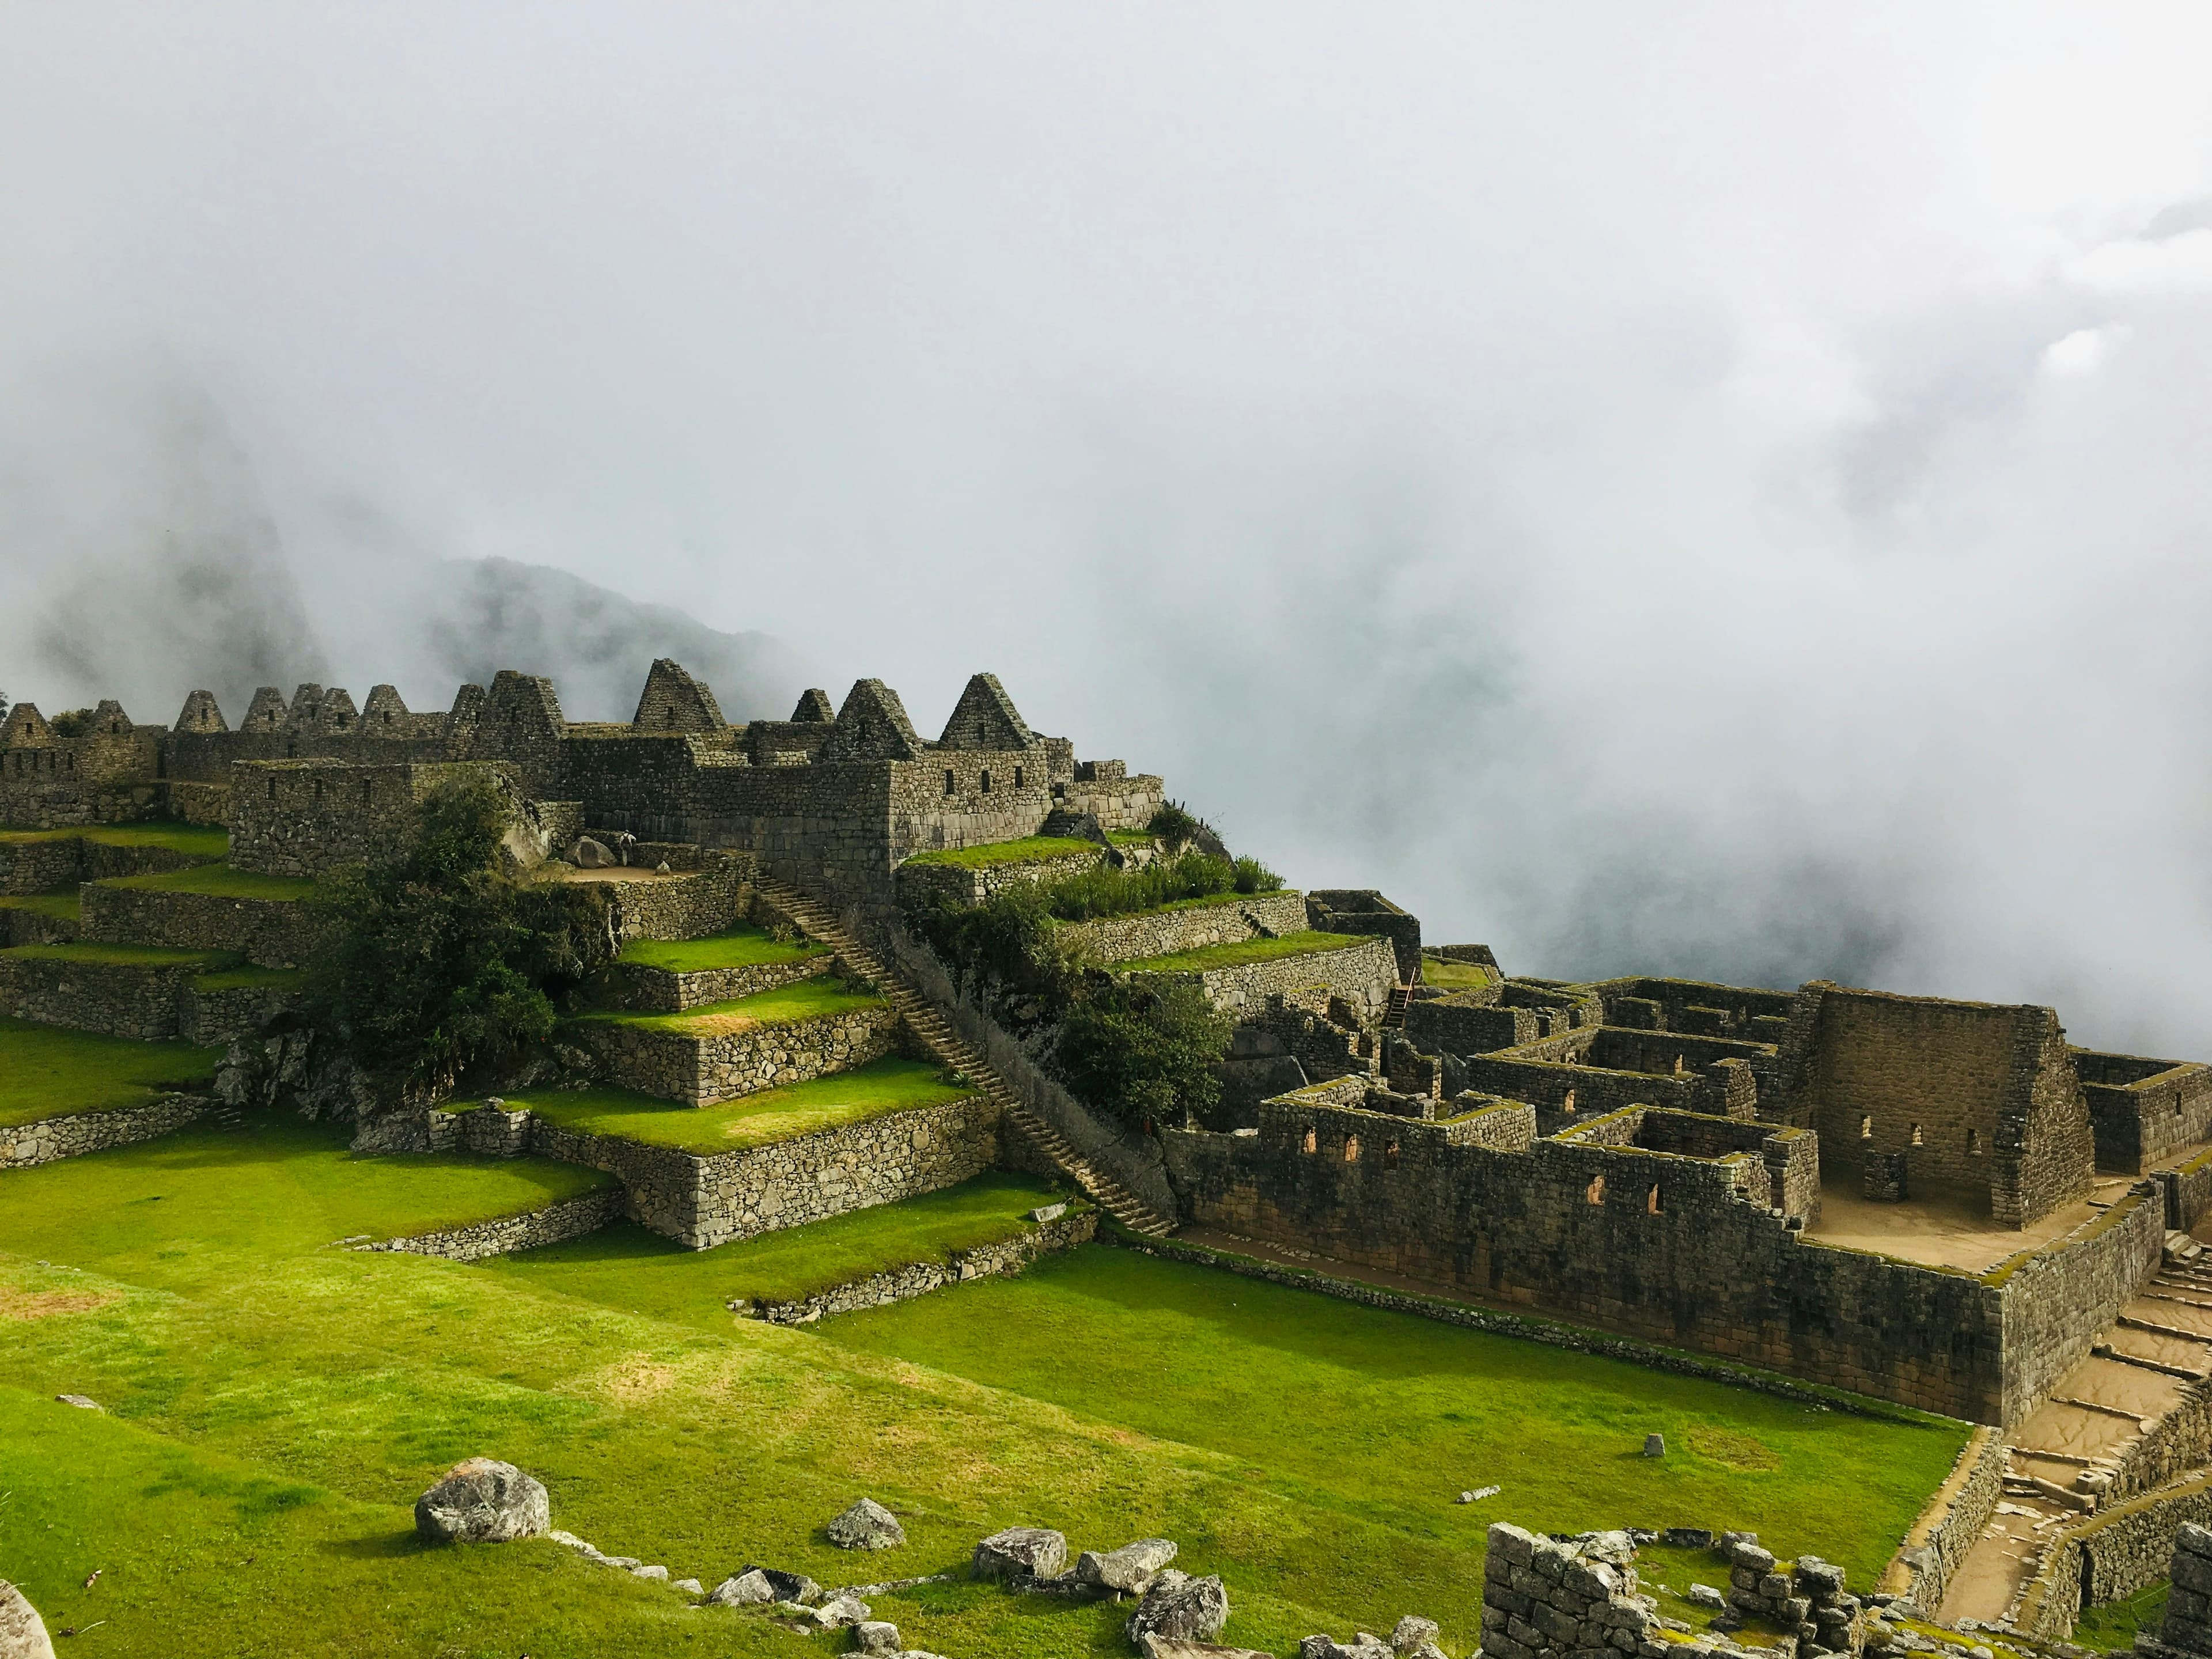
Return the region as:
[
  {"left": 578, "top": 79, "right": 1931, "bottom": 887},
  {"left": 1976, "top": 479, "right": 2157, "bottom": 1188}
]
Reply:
[
  {"left": 1988, "top": 1185, "right": 2165, "bottom": 1424},
  {"left": 1479, "top": 1524, "right": 1669, "bottom": 1659},
  {"left": 602, "top": 858, "right": 753, "bottom": 944},
  {"left": 741, "top": 1206, "right": 1097, "bottom": 1323},
  {"left": 0, "top": 900, "right": 78, "bottom": 948},
  {"left": 1881, "top": 1426, "right": 2006, "bottom": 1615},
  {"left": 2146, "top": 1522, "right": 2212, "bottom": 1659},
  {"left": 353, "top": 1186, "right": 625, "bottom": 1263},
  {"left": 2077, "top": 1051, "right": 2212, "bottom": 1175},
  {"left": 2014, "top": 1472, "right": 2212, "bottom": 1642},
  {"left": 228, "top": 760, "right": 525, "bottom": 878},
  {"left": 2161, "top": 1147, "right": 2212, "bottom": 1232},
  {"left": 180, "top": 978, "right": 302, "bottom": 1046},
  {"left": 611, "top": 953, "right": 827, "bottom": 1013},
  {"left": 1056, "top": 763, "right": 1165, "bottom": 834},
  {"left": 1126, "top": 935, "right": 1398, "bottom": 1022},
  {"left": 79, "top": 884, "right": 332, "bottom": 968},
  {"left": 1586, "top": 976, "right": 1797, "bottom": 1039},
  {"left": 1058, "top": 890, "right": 1309, "bottom": 966},
  {"left": 1308, "top": 889, "right": 1422, "bottom": 982},
  {"left": 892, "top": 849, "right": 1103, "bottom": 912},
  {"left": 0, "top": 1093, "right": 211, "bottom": 1168},
  {"left": 0, "top": 952, "right": 203, "bottom": 1039},
  {"left": 571, "top": 1001, "right": 902, "bottom": 1104},
  {"left": 0, "top": 834, "right": 201, "bottom": 895},
  {"left": 1406, "top": 993, "right": 1539, "bottom": 1055}
]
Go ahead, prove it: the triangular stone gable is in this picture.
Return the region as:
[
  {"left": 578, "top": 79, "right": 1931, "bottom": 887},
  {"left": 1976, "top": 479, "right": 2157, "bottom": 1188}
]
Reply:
[
  {"left": 1, "top": 702, "right": 50, "bottom": 745},
  {"left": 937, "top": 672, "right": 1038, "bottom": 752},
  {"left": 483, "top": 670, "right": 566, "bottom": 733},
  {"left": 319, "top": 688, "right": 359, "bottom": 732},
  {"left": 443, "top": 683, "right": 487, "bottom": 752},
  {"left": 285, "top": 684, "right": 324, "bottom": 728},
  {"left": 361, "top": 684, "right": 411, "bottom": 731},
  {"left": 820, "top": 679, "right": 923, "bottom": 761},
  {"left": 240, "top": 687, "right": 287, "bottom": 733},
  {"left": 90, "top": 699, "right": 134, "bottom": 736},
  {"left": 174, "top": 690, "right": 228, "bottom": 734},
  {"left": 790, "top": 688, "right": 836, "bottom": 724},
  {"left": 631, "top": 658, "right": 726, "bottom": 732}
]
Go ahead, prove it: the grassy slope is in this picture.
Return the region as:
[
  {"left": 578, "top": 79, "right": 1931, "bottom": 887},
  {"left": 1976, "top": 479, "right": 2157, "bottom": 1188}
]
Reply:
[
  {"left": 97, "top": 862, "right": 320, "bottom": 900},
  {"left": 2075, "top": 1581, "right": 2169, "bottom": 1651},
  {"left": 577, "top": 976, "right": 884, "bottom": 1033},
  {"left": 900, "top": 836, "right": 1100, "bottom": 870},
  {"left": 0, "top": 1017, "right": 223, "bottom": 1127},
  {"left": 1118, "top": 930, "right": 1360, "bottom": 975},
  {"left": 0, "top": 822, "right": 229, "bottom": 859},
  {"left": 0, "top": 888, "right": 82, "bottom": 921},
  {"left": 0, "top": 1121, "right": 1967, "bottom": 1659},
  {"left": 483, "top": 1172, "right": 1068, "bottom": 1324},
  {"left": 1421, "top": 955, "right": 1499, "bottom": 991},
  {"left": 507, "top": 1058, "right": 975, "bottom": 1152},
  {"left": 616, "top": 923, "right": 828, "bottom": 974}
]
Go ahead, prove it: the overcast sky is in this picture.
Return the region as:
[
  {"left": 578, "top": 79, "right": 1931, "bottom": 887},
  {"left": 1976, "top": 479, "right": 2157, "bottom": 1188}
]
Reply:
[{"left": 5, "top": 6, "right": 2212, "bottom": 1051}]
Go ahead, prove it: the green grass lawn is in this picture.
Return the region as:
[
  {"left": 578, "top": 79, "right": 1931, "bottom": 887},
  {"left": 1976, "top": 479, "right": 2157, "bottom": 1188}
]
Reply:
[
  {"left": 1420, "top": 954, "right": 1499, "bottom": 991},
  {"left": 616, "top": 922, "right": 829, "bottom": 974},
  {"left": 0, "top": 821, "right": 229, "bottom": 859},
  {"left": 1117, "top": 930, "right": 1359, "bottom": 975},
  {"left": 0, "top": 1017, "right": 224, "bottom": 1127},
  {"left": 0, "top": 887, "right": 82, "bottom": 921},
  {"left": 0, "top": 1121, "right": 1969, "bottom": 1659},
  {"left": 482, "top": 1172, "right": 1069, "bottom": 1327},
  {"left": 2075, "top": 1581, "right": 2169, "bottom": 1650},
  {"left": 96, "top": 862, "right": 320, "bottom": 901},
  {"left": 900, "top": 836, "right": 1101, "bottom": 870},
  {"left": 577, "top": 975, "right": 884, "bottom": 1034},
  {"left": 3, "top": 940, "right": 239, "bottom": 971},
  {"left": 1107, "top": 831, "right": 1156, "bottom": 847},
  {"left": 505, "top": 1058, "right": 976, "bottom": 1151},
  {"left": 193, "top": 964, "right": 308, "bottom": 993}
]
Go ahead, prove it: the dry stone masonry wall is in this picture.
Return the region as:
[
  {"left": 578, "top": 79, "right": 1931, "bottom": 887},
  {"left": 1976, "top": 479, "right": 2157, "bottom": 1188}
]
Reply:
[{"left": 1, "top": 1093, "right": 212, "bottom": 1169}]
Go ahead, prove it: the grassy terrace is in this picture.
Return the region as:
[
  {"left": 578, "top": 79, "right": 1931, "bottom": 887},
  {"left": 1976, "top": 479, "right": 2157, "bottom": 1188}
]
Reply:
[
  {"left": 0, "top": 888, "right": 81, "bottom": 921},
  {"left": 575, "top": 975, "right": 883, "bottom": 1035},
  {"left": 1421, "top": 953, "right": 1499, "bottom": 991},
  {"left": 498, "top": 1059, "right": 975, "bottom": 1150},
  {"left": 615, "top": 922, "right": 828, "bottom": 974},
  {"left": 96, "top": 862, "right": 320, "bottom": 901},
  {"left": 1117, "top": 929, "right": 1357, "bottom": 975},
  {"left": 2075, "top": 1581, "right": 2168, "bottom": 1650},
  {"left": 0, "top": 1114, "right": 1967, "bottom": 1658},
  {"left": 900, "top": 835, "right": 1101, "bottom": 870},
  {"left": 0, "top": 821, "right": 229, "bottom": 859},
  {"left": 3, "top": 940, "right": 235, "bottom": 971},
  {"left": 0, "top": 1016, "right": 224, "bottom": 1127},
  {"left": 483, "top": 1171, "right": 1070, "bottom": 1325},
  {"left": 192, "top": 964, "right": 307, "bottom": 993}
]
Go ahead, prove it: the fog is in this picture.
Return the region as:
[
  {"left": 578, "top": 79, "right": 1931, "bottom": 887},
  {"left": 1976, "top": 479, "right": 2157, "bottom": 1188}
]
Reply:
[{"left": 5, "top": 6, "right": 2212, "bottom": 1052}]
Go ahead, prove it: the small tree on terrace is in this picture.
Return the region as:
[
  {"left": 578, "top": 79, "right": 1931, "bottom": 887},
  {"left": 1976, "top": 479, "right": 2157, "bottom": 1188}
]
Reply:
[{"left": 1054, "top": 977, "right": 1233, "bottom": 1130}]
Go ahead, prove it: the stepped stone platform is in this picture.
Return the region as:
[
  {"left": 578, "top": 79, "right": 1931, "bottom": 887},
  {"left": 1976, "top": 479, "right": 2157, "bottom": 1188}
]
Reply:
[
  {"left": 607, "top": 923, "right": 832, "bottom": 1012},
  {"left": 1119, "top": 931, "right": 1398, "bottom": 1022},
  {"left": 79, "top": 869, "right": 332, "bottom": 968},
  {"left": 0, "top": 943, "right": 301, "bottom": 1043},
  {"left": 572, "top": 982, "right": 903, "bottom": 1105}
]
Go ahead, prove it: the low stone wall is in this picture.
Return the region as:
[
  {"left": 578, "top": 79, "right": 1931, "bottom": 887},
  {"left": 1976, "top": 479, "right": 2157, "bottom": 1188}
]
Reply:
[
  {"left": 573, "top": 1002, "right": 902, "bottom": 1104},
  {"left": 0, "top": 902, "right": 78, "bottom": 947},
  {"left": 611, "top": 953, "right": 827, "bottom": 1013},
  {"left": 0, "top": 835, "right": 200, "bottom": 895},
  {"left": 1127, "top": 934, "right": 1399, "bottom": 1022},
  {"left": 1881, "top": 1426, "right": 2006, "bottom": 1613},
  {"left": 80, "top": 884, "right": 332, "bottom": 968},
  {"left": 603, "top": 860, "right": 754, "bottom": 944},
  {"left": 1055, "top": 890, "right": 1309, "bottom": 966},
  {"left": 2160, "top": 1146, "right": 2212, "bottom": 1232},
  {"left": 1990, "top": 1187, "right": 2166, "bottom": 1425},
  {"left": 1, "top": 1093, "right": 211, "bottom": 1168},
  {"left": 741, "top": 1206, "right": 1096, "bottom": 1323},
  {"left": 893, "top": 849, "right": 1103, "bottom": 912},
  {"left": 0, "top": 953, "right": 198, "bottom": 1039},
  {"left": 352, "top": 1186, "right": 625, "bottom": 1263},
  {"left": 2014, "top": 1469, "right": 2212, "bottom": 1641},
  {"left": 181, "top": 979, "right": 302, "bottom": 1046}
]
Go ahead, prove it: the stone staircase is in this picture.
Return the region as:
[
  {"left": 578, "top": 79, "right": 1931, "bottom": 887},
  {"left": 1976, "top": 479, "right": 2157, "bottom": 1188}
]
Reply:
[{"left": 752, "top": 877, "right": 1177, "bottom": 1238}]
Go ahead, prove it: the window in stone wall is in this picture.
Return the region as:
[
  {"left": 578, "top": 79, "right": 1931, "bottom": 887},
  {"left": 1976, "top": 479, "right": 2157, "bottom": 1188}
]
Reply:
[
  {"left": 1910, "top": 1123, "right": 1923, "bottom": 1146},
  {"left": 313, "top": 778, "right": 324, "bottom": 801},
  {"left": 1586, "top": 1173, "right": 1605, "bottom": 1205},
  {"left": 1014, "top": 764, "right": 1024, "bottom": 788},
  {"left": 1860, "top": 1115, "right": 1873, "bottom": 1139},
  {"left": 267, "top": 777, "right": 276, "bottom": 800},
  {"left": 1301, "top": 1128, "right": 1316, "bottom": 1154},
  {"left": 944, "top": 770, "right": 956, "bottom": 796},
  {"left": 980, "top": 770, "right": 993, "bottom": 793},
  {"left": 1343, "top": 1135, "right": 1360, "bottom": 1162},
  {"left": 361, "top": 777, "right": 373, "bottom": 803},
  {"left": 1385, "top": 1141, "right": 1400, "bottom": 1166},
  {"left": 1967, "top": 1128, "right": 1982, "bottom": 1156},
  {"left": 1647, "top": 1184, "right": 1662, "bottom": 1214}
]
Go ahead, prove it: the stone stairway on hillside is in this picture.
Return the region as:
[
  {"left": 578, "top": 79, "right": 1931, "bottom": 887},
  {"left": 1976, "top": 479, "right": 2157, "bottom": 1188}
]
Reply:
[{"left": 752, "top": 877, "right": 1177, "bottom": 1238}]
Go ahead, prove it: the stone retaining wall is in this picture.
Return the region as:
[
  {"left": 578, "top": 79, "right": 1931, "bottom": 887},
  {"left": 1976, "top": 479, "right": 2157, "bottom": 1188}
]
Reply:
[
  {"left": 1057, "top": 891, "right": 1309, "bottom": 966},
  {"left": 572, "top": 1001, "right": 902, "bottom": 1104},
  {"left": 2013, "top": 1469, "right": 2212, "bottom": 1641},
  {"left": 740, "top": 1206, "right": 1096, "bottom": 1323},
  {"left": 1127, "top": 934, "right": 1399, "bottom": 1022},
  {"left": 351, "top": 1186, "right": 626, "bottom": 1262},
  {"left": 603, "top": 859, "right": 753, "bottom": 943},
  {"left": 0, "top": 953, "right": 201, "bottom": 1039},
  {"left": 1, "top": 1093, "right": 211, "bottom": 1168},
  {"left": 892, "top": 849, "right": 1103, "bottom": 912},
  {"left": 0, "top": 901, "right": 78, "bottom": 948},
  {"left": 1881, "top": 1426, "right": 2006, "bottom": 1613},
  {"left": 181, "top": 979, "right": 302, "bottom": 1046},
  {"left": 0, "top": 835, "right": 200, "bottom": 895},
  {"left": 611, "top": 952, "right": 827, "bottom": 1013},
  {"left": 80, "top": 884, "right": 333, "bottom": 968}
]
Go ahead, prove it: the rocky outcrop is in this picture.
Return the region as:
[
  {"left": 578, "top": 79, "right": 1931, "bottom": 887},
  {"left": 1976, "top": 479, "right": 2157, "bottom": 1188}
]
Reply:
[
  {"left": 413, "top": 1457, "right": 551, "bottom": 1543},
  {"left": 1075, "top": 1538, "right": 1179, "bottom": 1594}
]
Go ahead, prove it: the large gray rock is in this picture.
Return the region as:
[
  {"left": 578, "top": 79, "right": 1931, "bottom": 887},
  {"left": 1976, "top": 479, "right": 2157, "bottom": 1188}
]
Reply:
[
  {"left": 1298, "top": 1637, "right": 1391, "bottom": 1659},
  {"left": 1076, "top": 1537, "right": 1179, "bottom": 1594},
  {"left": 1391, "top": 1616, "right": 1440, "bottom": 1655},
  {"left": 974, "top": 1526, "right": 1067, "bottom": 1581},
  {"left": 808, "top": 1595, "right": 872, "bottom": 1629},
  {"left": 1127, "top": 1571, "right": 1229, "bottom": 1645},
  {"left": 1139, "top": 1640, "right": 1273, "bottom": 1659},
  {"left": 0, "top": 1582, "right": 56, "bottom": 1659},
  {"left": 412, "top": 1457, "right": 550, "bottom": 1543},
  {"left": 743, "top": 1565, "right": 820, "bottom": 1604},
  {"left": 828, "top": 1498, "right": 907, "bottom": 1551},
  {"left": 706, "top": 1569, "right": 777, "bottom": 1606},
  {"left": 571, "top": 837, "right": 613, "bottom": 869},
  {"left": 854, "top": 1622, "right": 903, "bottom": 1655}
]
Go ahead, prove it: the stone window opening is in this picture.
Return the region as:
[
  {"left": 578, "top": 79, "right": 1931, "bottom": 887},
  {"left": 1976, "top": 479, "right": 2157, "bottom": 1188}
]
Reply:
[
  {"left": 1967, "top": 1127, "right": 1982, "bottom": 1156},
  {"left": 1562, "top": 1087, "right": 1576, "bottom": 1115},
  {"left": 1301, "top": 1128, "right": 1317, "bottom": 1154},
  {"left": 1859, "top": 1115, "right": 1873, "bottom": 1140},
  {"left": 335, "top": 713, "right": 349, "bottom": 729},
  {"left": 980, "top": 769, "right": 993, "bottom": 793},
  {"left": 664, "top": 707, "right": 677, "bottom": 726},
  {"left": 1647, "top": 1184, "right": 1662, "bottom": 1214},
  {"left": 286, "top": 741, "right": 297, "bottom": 758},
  {"left": 1385, "top": 1140, "right": 1400, "bottom": 1166},
  {"left": 1910, "top": 1123, "right": 1923, "bottom": 1147},
  {"left": 312, "top": 777, "right": 324, "bottom": 801},
  {"left": 360, "top": 777, "right": 373, "bottom": 803},
  {"left": 943, "top": 769, "right": 956, "bottom": 796},
  {"left": 267, "top": 777, "right": 277, "bottom": 800},
  {"left": 1586, "top": 1173, "right": 1606, "bottom": 1205},
  {"left": 383, "top": 711, "right": 393, "bottom": 725},
  {"left": 1014, "top": 764, "right": 1024, "bottom": 788},
  {"left": 1343, "top": 1135, "right": 1360, "bottom": 1162}
]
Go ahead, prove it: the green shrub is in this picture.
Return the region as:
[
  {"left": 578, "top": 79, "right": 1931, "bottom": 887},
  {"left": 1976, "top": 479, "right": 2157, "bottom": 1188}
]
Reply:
[
  {"left": 305, "top": 778, "right": 611, "bottom": 1090},
  {"left": 1232, "top": 856, "right": 1281, "bottom": 894},
  {"left": 1043, "top": 850, "right": 1241, "bottom": 921},
  {"left": 1055, "top": 977, "right": 1232, "bottom": 1128},
  {"left": 1147, "top": 800, "right": 1207, "bottom": 846}
]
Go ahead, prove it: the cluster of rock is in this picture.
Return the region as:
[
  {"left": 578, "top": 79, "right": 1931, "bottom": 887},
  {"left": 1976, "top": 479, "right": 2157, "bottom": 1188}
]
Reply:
[
  {"left": 699, "top": 1563, "right": 948, "bottom": 1658},
  {"left": 1711, "top": 1533, "right": 1863, "bottom": 1657},
  {"left": 1482, "top": 1524, "right": 1671, "bottom": 1659},
  {"left": 971, "top": 1522, "right": 1230, "bottom": 1652},
  {"left": 1298, "top": 1615, "right": 1447, "bottom": 1659}
]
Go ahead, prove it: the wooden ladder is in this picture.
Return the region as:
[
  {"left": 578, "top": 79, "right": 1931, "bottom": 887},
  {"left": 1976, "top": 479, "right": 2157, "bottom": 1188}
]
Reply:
[
  {"left": 1382, "top": 984, "right": 1413, "bottom": 1029},
  {"left": 751, "top": 878, "right": 1177, "bottom": 1238}
]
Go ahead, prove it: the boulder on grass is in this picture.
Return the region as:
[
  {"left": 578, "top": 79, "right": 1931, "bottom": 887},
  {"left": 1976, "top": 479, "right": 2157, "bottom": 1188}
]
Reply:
[
  {"left": 808, "top": 1595, "right": 872, "bottom": 1628},
  {"left": 0, "top": 1581, "right": 56, "bottom": 1659},
  {"left": 854, "top": 1621, "right": 903, "bottom": 1655},
  {"left": 1127, "top": 1571, "right": 1229, "bottom": 1645},
  {"left": 1075, "top": 1538, "right": 1179, "bottom": 1594},
  {"left": 1391, "top": 1617, "right": 1440, "bottom": 1656},
  {"left": 743, "top": 1565, "right": 820, "bottom": 1604},
  {"left": 974, "top": 1526, "right": 1067, "bottom": 1581},
  {"left": 706, "top": 1569, "right": 777, "bottom": 1606},
  {"left": 1139, "top": 1639, "right": 1273, "bottom": 1659},
  {"left": 413, "top": 1457, "right": 550, "bottom": 1543},
  {"left": 828, "top": 1497, "right": 907, "bottom": 1551}
]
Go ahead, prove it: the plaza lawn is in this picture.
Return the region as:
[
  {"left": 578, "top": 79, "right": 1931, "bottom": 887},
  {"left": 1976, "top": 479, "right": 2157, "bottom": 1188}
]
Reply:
[
  {"left": 575, "top": 975, "right": 883, "bottom": 1035},
  {"left": 0, "top": 887, "right": 81, "bottom": 922},
  {"left": 480, "top": 1171, "right": 1070, "bottom": 1329},
  {"left": 0, "top": 1016, "right": 222, "bottom": 1127},
  {"left": 0, "top": 820, "right": 229, "bottom": 860},
  {"left": 0, "top": 1118, "right": 1971, "bottom": 1659},
  {"left": 899, "top": 835, "right": 1101, "bottom": 870},
  {"left": 505, "top": 1058, "right": 976, "bottom": 1152},
  {"left": 1116, "top": 930, "right": 1358, "bottom": 975},
  {"left": 1420, "top": 953, "right": 1499, "bottom": 991},
  {"left": 96, "top": 861, "right": 320, "bottom": 901},
  {"left": 616, "top": 922, "right": 828, "bottom": 974}
]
